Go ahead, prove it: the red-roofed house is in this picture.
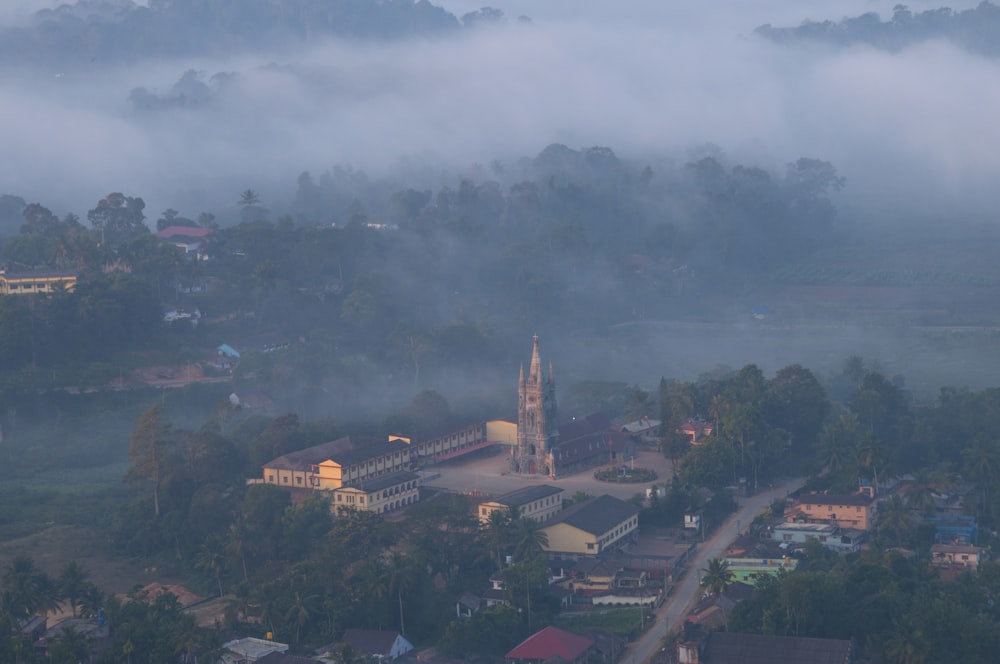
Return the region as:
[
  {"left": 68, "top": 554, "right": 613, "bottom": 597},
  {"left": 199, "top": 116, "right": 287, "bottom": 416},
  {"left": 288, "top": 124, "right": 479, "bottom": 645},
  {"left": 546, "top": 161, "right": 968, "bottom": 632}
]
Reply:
[
  {"left": 156, "top": 226, "right": 212, "bottom": 255},
  {"left": 505, "top": 626, "right": 595, "bottom": 664}
]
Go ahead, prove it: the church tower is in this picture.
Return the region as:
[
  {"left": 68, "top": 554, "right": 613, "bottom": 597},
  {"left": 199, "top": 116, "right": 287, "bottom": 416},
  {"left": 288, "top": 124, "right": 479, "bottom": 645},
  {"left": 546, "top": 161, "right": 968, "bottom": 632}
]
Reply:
[{"left": 513, "top": 335, "right": 559, "bottom": 477}]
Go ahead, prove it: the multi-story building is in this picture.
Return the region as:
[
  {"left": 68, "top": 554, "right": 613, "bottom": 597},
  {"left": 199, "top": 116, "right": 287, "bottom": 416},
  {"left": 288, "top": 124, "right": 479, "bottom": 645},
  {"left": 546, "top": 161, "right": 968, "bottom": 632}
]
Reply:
[
  {"left": 478, "top": 485, "right": 565, "bottom": 525},
  {"left": 0, "top": 269, "right": 77, "bottom": 295},
  {"left": 539, "top": 495, "right": 640, "bottom": 559},
  {"left": 785, "top": 491, "right": 877, "bottom": 531},
  {"left": 261, "top": 436, "right": 418, "bottom": 515}
]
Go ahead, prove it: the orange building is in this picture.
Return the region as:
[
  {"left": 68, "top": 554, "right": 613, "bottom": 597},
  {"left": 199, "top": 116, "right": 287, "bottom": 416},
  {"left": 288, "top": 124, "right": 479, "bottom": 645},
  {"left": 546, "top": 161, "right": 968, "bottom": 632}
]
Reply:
[{"left": 786, "top": 491, "right": 877, "bottom": 531}]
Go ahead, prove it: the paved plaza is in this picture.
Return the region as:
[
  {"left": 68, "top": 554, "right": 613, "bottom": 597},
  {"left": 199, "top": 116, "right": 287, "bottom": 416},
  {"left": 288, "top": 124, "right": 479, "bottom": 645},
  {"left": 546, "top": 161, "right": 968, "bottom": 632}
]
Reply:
[{"left": 422, "top": 445, "right": 675, "bottom": 500}]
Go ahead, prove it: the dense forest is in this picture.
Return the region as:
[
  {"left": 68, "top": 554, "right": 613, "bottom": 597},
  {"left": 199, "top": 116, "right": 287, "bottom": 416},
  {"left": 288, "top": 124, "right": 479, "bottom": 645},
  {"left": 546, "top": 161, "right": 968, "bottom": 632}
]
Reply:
[
  {"left": 756, "top": 2, "right": 1000, "bottom": 56},
  {"left": 0, "top": 0, "right": 523, "bottom": 67},
  {"left": 2, "top": 2, "right": 1000, "bottom": 663},
  {"left": 0, "top": 143, "right": 847, "bottom": 421}
]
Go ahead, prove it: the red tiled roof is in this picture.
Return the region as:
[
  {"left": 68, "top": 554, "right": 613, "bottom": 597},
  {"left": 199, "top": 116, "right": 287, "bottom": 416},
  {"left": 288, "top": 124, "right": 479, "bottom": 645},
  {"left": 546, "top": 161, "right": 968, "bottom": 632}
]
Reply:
[
  {"left": 156, "top": 226, "right": 212, "bottom": 239},
  {"left": 506, "top": 626, "right": 593, "bottom": 661}
]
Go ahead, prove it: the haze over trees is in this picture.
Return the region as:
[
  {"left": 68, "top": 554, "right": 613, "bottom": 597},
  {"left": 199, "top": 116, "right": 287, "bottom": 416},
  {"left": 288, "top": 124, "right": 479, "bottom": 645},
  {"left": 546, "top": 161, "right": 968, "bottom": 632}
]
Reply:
[
  {"left": 756, "top": 2, "right": 1000, "bottom": 56},
  {"left": 2, "top": 2, "right": 1000, "bottom": 661}
]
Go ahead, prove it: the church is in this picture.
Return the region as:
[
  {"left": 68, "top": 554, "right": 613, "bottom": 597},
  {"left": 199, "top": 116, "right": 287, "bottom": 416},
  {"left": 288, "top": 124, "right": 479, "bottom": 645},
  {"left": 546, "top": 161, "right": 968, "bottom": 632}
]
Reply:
[{"left": 511, "top": 337, "right": 634, "bottom": 479}]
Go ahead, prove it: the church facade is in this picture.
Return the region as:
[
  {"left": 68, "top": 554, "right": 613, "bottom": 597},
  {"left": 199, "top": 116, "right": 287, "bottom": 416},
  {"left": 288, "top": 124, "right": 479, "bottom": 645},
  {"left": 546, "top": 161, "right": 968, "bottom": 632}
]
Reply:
[{"left": 512, "top": 336, "right": 560, "bottom": 478}]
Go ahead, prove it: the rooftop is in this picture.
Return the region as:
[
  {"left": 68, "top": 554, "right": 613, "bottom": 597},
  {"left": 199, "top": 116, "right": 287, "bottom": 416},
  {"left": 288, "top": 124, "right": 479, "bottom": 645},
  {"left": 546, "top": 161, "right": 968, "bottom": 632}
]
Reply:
[
  {"left": 506, "top": 625, "right": 594, "bottom": 661},
  {"left": 264, "top": 437, "right": 409, "bottom": 471},
  {"left": 797, "top": 492, "right": 872, "bottom": 507},
  {"left": 156, "top": 225, "right": 212, "bottom": 238},
  {"left": 492, "top": 484, "right": 564, "bottom": 507},
  {"left": 544, "top": 494, "right": 640, "bottom": 537},
  {"left": 701, "top": 632, "right": 853, "bottom": 664}
]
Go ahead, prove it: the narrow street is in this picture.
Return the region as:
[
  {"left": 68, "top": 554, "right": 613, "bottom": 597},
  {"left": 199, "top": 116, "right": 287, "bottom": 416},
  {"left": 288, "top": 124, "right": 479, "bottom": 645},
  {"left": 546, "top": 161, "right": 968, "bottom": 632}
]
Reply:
[{"left": 624, "top": 477, "right": 805, "bottom": 664}]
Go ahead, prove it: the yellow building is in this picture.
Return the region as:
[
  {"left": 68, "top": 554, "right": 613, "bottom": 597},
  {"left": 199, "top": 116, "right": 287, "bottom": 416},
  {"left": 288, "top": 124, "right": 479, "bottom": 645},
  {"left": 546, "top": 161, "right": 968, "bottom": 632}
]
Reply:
[
  {"left": 262, "top": 436, "right": 412, "bottom": 491},
  {"left": 478, "top": 485, "right": 564, "bottom": 525},
  {"left": 262, "top": 436, "right": 418, "bottom": 515},
  {"left": 539, "top": 494, "right": 640, "bottom": 559},
  {"left": 0, "top": 269, "right": 77, "bottom": 295},
  {"left": 331, "top": 472, "right": 420, "bottom": 515},
  {"left": 786, "top": 491, "right": 877, "bottom": 531}
]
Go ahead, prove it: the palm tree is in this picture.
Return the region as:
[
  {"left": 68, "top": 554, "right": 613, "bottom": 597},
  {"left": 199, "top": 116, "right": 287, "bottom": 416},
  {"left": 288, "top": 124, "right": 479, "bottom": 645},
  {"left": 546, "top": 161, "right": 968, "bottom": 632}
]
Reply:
[
  {"left": 878, "top": 495, "right": 914, "bottom": 547},
  {"left": 284, "top": 591, "right": 320, "bottom": 644},
  {"left": 2, "top": 556, "right": 59, "bottom": 619},
  {"left": 904, "top": 471, "right": 937, "bottom": 516},
  {"left": 700, "top": 558, "right": 733, "bottom": 597},
  {"left": 57, "top": 561, "right": 90, "bottom": 618},
  {"left": 856, "top": 433, "right": 888, "bottom": 496},
  {"left": 483, "top": 508, "right": 512, "bottom": 569},
  {"left": 881, "top": 619, "right": 927, "bottom": 664},
  {"left": 512, "top": 517, "right": 549, "bottom": 561},
  {"left": 226, "top": 519, "right": 252, "bottom": 582},
  {"left": 962, "top": 434, "right": 1000, "bottom": 522},
  {"left": 195, "top": 539, "right": 227, "bottom": 597}
]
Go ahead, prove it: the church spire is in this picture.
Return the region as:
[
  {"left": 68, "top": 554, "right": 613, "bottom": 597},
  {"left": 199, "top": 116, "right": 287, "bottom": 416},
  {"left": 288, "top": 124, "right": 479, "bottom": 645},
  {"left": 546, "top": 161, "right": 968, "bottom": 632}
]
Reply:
[{"left": 529, "top": 334, "right": 542, "bottom": 384}]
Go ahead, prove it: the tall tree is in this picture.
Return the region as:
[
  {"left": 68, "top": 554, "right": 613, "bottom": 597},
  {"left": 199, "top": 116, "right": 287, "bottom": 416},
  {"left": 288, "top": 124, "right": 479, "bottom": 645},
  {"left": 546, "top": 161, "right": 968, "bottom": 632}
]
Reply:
[
  {"left": 126, "top": 404, "right": 172, "bottom": 518},
  {"left": 87, "top": 192, "right": 148, "bottom": 245}
]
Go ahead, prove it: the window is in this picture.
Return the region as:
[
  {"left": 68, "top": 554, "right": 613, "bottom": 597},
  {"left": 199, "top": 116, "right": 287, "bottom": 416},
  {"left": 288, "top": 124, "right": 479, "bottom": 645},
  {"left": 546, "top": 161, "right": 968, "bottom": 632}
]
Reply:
[
  {"left": 309, "top": 465, "right": 320, "bottom": 474},
  {"left": 587, "top": 543, "right": 595, "bottom": 550},
  {"left": 296, "top": 477, "right": 302, "bottom": 485},
  {"left": 268, "top": 474, "right": 274, "bottom": 482},
  {"left": 283, "top": 477, "right": 289, "bottom": 484},
  {"left": 856, "top": 506, "right": 862, "bottom": 512},
  {"left": 783, "top": 534, "right": 792, "bottom": 541}
]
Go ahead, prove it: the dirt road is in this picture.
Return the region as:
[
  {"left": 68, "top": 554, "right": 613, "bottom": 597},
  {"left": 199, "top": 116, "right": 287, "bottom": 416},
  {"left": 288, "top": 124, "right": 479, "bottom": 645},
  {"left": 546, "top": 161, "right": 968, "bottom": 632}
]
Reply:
[{"left": 624, "top": 477, "right": 804, "bottom": 664}]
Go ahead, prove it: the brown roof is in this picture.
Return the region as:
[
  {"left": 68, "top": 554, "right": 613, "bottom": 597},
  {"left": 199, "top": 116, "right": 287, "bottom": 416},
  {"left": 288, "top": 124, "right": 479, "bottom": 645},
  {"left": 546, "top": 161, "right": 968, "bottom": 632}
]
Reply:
[{"left": 703, "top": 632, "right": 853, "bottom": 664}]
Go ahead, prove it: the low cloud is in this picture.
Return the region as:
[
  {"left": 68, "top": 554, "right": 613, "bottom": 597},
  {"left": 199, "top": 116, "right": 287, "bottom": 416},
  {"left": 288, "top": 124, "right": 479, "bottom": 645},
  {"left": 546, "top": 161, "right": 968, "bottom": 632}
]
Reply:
[{"left": 1, "top": 1, "right": 996, "bottom": 224}]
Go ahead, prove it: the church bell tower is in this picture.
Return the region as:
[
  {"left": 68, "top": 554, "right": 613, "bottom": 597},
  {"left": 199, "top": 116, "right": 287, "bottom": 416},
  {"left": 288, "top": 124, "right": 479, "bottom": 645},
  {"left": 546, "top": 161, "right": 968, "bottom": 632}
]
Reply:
[{"left": 513, "top": 335, "right": 559, "bottom": 477}]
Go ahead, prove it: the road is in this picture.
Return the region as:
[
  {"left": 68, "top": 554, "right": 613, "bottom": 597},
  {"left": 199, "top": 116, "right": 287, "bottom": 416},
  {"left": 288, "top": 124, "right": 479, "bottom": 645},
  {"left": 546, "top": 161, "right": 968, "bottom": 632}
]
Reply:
[{"left": 624, "top": 477, "right": 805, "bottom": 664}]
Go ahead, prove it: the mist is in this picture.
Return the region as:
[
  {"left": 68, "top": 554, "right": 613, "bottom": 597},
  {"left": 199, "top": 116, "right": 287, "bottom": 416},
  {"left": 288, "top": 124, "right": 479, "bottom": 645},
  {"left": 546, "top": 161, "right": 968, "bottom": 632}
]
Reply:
[{"left": 1, "top": 0, "right": 997, "bottom": 225}]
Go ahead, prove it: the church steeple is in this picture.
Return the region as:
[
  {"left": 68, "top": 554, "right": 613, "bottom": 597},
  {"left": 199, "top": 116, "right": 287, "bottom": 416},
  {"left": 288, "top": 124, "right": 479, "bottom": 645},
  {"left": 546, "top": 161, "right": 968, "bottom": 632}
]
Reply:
[{"left": 513, "top": 335, "right": 559, "bottom": 478}]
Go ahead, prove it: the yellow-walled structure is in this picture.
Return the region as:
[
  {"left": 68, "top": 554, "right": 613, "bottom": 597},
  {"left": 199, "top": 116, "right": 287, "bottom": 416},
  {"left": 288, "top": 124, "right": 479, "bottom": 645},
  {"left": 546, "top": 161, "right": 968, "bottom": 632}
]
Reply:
[
  {"left": 486, "top": 420, "right": 518, "bottom": 447},
  {"left": 0, "top": 269, "right": 77, "bottom": 295},
  {"left": 262, "top": 436, "right": 412, "bottom": 491},
  {"left": 539, "top": 495, "right": 640, "bottom": 558},
  {"left": 478, "top": 485, "right": 564, "bottom": 525}
]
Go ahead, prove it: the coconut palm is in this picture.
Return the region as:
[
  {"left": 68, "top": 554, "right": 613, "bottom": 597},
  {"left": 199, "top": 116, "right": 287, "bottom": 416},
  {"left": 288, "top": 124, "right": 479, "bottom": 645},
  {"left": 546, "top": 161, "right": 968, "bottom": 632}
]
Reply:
[
  {"left": 57, "top": 561, "right": 90, "bottom": 618},
  {"left": 878, "top": 495, "right": 914, "bottom": 546},
  {"left": 195, "top": 538, "right": 227, "bottom": 597},
  {"left": 512, "top": 517, "right": 549, "bottom": 561},
  {"left": 700, "top": 558, "right": 733, "bottom": 597},
  {"left": 2, "top": 556, "right": 58, "bottom": 619},
  {"left": 962, "top": 434, "right": 1000, "bottom": 521},
  {"left": 856, "top": 433, "right": 888, "bottom": 496},
  {"left": 284, "top": 591, "right": 320, "bottom": 644}
]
